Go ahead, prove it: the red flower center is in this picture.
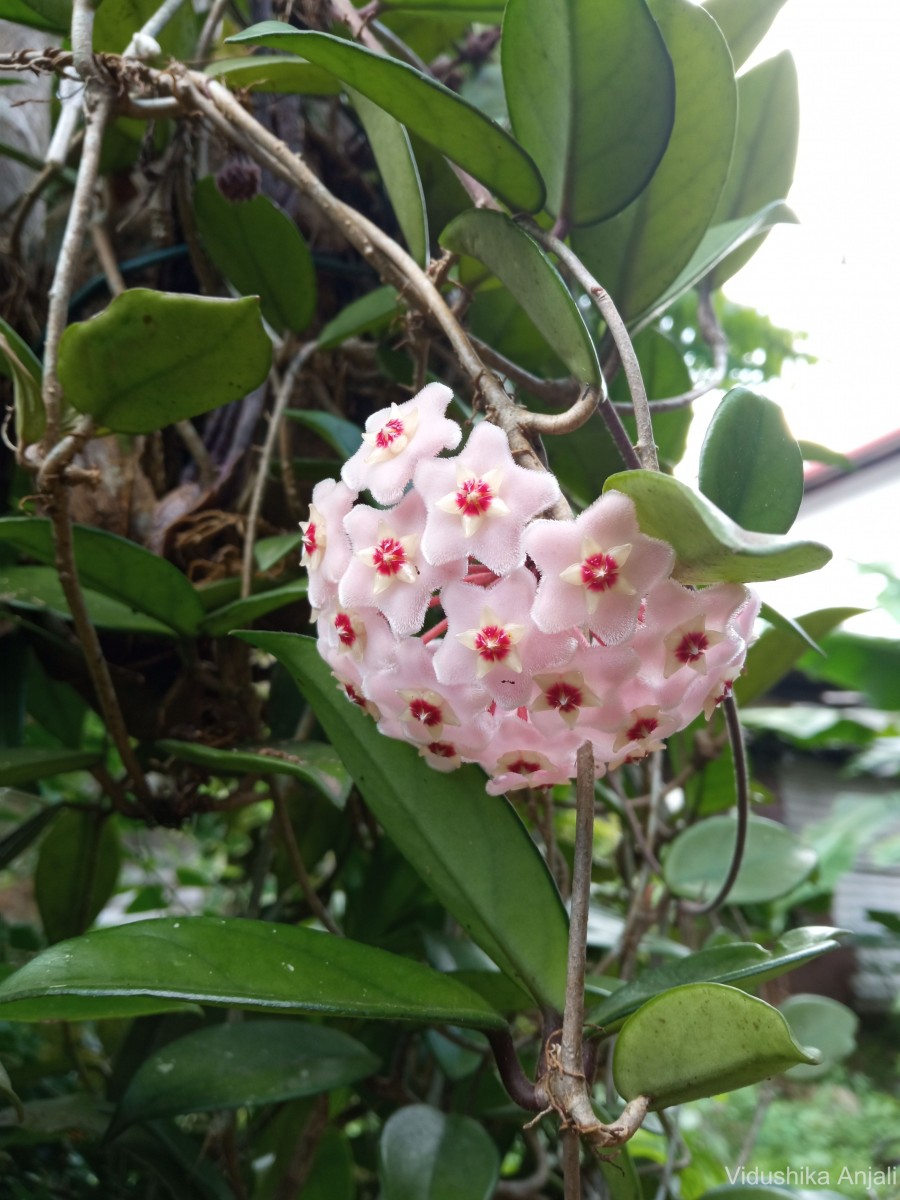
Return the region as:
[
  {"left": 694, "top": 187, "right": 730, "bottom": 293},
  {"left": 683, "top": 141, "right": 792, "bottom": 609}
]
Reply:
[
  {"left": 302, "top": 522, "right": 318, "bottom": 555},
  {"left": 454, "top": 478, "right": 493, "bottom": 517},
  {"left": 545, "top": 681, "right": 583, "bottom": 713},
  {"left": 507, "top": 756, "right": 543, "bottom": 776},
  {"left": 626, "top": 715, "right": 659, "bottom": 742},
  {"left": 474, "top": 624, "right": 513, "bottom": 663},
  {"left": 343, "top": 683, "right": 367, "bottom": 709},
  {"left": 427, "top": 741, "right": 456, "bottom": 759},
  {"left": 675, "top": 630, "right": 709, "bottom": 664},
  {"left": 580, "top": 552, "right": 620, "bottom": 593},
  {"left": 374, "top": 417, "right": 405, "bottom": 449},
  {"left": 409, "top": 698, "right": 442, "bottom": 727},
  {"left": 334, "top": 613, "right": 356, "bottom": 647},
  {"left": 372, "top": 537, "right": 407, "bottom": 577}
]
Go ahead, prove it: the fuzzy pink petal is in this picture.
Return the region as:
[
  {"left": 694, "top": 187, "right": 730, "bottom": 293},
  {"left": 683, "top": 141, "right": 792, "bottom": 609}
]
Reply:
[
  {"left": 479, "top": 712, "right": 583, "bottom": 794},
  {"left": 302, "top": 478, "right": 356, "bottom": 610}
]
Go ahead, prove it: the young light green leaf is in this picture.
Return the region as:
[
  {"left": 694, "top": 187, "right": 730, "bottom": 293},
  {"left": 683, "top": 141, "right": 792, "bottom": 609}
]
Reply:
[
  {"left": 572, "top": 0, "right": 736, "bottom": 324},
  {"left": 588, "top": 928, "right": 842, "bottom": 1031},
  {"left": 758, "top": 601, "right": 824, "bottom": 657},
  {"left": 703, "top": 0, "right": 788, "bottom": 71},
  {"left": 710, "top": 52, "right": 799, "bottom": 287},
  {"left": 237, "top": 633, "right": 569, "bottom": 1011},
  {"left": 35, "top": 809, "right": 121, "bottom": 943},
  {"left": 0, "top": 320, "right": 43, "bottom": 447},
  {"left": 502, "top": 0, "right": 675, "bottom": 227},
  {"left": 380, "top": 1105, "right": 499, "bottom": 1200},
  {"left": 227, "top": 25, "right": 545, "bottom": 213},
  {"left": 780, "top": 994, "right": 859, "bottom": 1081},
  {"left": 0, "top": 0, "right": 68, "bottom": 30},
  {"left": 603, "top": 470, "right": 831, "bottom": 583},
  {"left": 205, "top": 55, "right": 341, "bottom": 95},
  {"left": 613, "top": 982, "right": 819, "bottom": 1109},
  {"left": 440, "top": 210, "right": 600, "bottom": 383},
  {"left": 0, "top": 516, "right": 205, "bottom": 636},
  {"left": 664, "top": 814, "right": 818, "bottom": 905},
  {"left": 0, "top": 747, "right": 102, "bottom": 787},
  {"left": 58, "top": 290, "right": 272, "bottom": 435},
  {"left": 0, "top": 917, "right": 508, "bottom": 1029},
  {"left": 156, "top": 739, "right": 351, "bottom": 808},
  {"left": 110, "top": 1021, "right": 379, "bottom": 1136},
  {"left": 193, "top": 179, "right": 316, "bottom": 334},
  {"left": 254, "top": 532, "right": 303, "bottom": 572},
  {"left": 349, "top": 89, "right": 429, "bottom": 267},
  {"left": 699, "top": 387, "right": 803, "bottom": 533},
  {"left": 736, "top": 607, "right": 863, "bottom": 705},
  {"left": 317, "top": 286, "right": 399, "bottom": 350},
  {"left": 197, "top": 579, "right": 308, "bottom": 636},
  {"left": 798, "top": 439, "right": 854, "bottom": 471},
  {"left": 285, "top": 409, "right": 363, "bottom": 460}
]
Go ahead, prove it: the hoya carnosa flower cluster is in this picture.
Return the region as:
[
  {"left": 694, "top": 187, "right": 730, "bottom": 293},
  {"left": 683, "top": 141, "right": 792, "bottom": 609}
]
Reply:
[{"left": 301, "top": 383, "right": 759, "bottom": 795}]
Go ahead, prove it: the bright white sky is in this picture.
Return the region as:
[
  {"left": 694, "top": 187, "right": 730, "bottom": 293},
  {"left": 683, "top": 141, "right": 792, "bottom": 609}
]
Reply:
[{"left": 712, "top": 0, "right": 900, "bottom": 454}]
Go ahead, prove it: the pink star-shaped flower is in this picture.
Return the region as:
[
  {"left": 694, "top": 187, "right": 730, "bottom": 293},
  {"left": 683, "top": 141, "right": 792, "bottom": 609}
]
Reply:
[
  {"left": 479, "top": 711, "right": 584, "bottom": 795},
  {"left": 315, "top": 602, "right": 399, "bottom": 673},
  {"left": 340, "top": 383, "right": 462, "bottom": 504},
  {"left": 300, "top": 478, "right": 356, "bottom": 611},
  {"left": 414, "top": 421, "right": 560, "bottom": 574},
  {"left": 529, "top": 643, "right": 638, "bottom": 733},
  {"left": 524, "top": 492, "right": 674, "bottom": 644},
  {"left": 339, "top": 491, "right": 466, "bottom": 636},
  {"left": 433, "top": 569, "right": 575, "bottom": 710}
]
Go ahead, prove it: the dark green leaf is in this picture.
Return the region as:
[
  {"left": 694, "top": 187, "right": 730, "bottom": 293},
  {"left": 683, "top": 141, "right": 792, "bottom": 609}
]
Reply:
[
  {"left": 193, "top": 179, "right": 316, "bottom": 333},
  {"left": 797, "top": 633, "right": 900, "bottom": 711},
  {"left": 350, "top": 89, "right": 428, "bottom": 267},
  {"left": 634, "top": 201, "right": 797, "bottom": 331},
  {"left": 116, "top": 1123, "right": 232, "bottom": 1200},
  {"left": 380, "top": 1104, "right": 499, "bottom": 1200},
  {"left": 663, "top": 814, "right": 817, "bottom": 905},
  {"left": 317, "top": 286, "right": 399, "bottom": 349},
  {"left": 110, "top": 1021, "right": 379, "bottom": 1135},
  {"left": 780, "top": 994, "right": 858, "bottom": 1081},
  {"left": 502, "top": 0, "right": 675, "bottom": 226},
  {"left": 572, "top": 0, "right": 735, "bottom": 322},
  {"left": 703, "top": 0, "right": 788, "bottom": 71},
  {"left": 0, "top": 747, "right": 101, "bottom": 786},
  {"left": 94, "top": 0, "right": 195, "bottom": 57},
  {"left": 0, "top": 916, "right": 508, "bottom": 1028},
  {"left": 0, "top": 803, "right": 60, "bottom": 869},
  {"left": 238, "top": 633, "right": 569, "bottom": 1011},
  {"left": 380, "top": 0, "right": 502, "bottom": 10},
  {"left": 35, "top": 808, "right": 121, "bottom": 942},
  {"left": 736, "top": 608, "right": 861, "bottom": 706},
  {"left": 710, "top": 53, "right": 799, "bottom": 287},
  {"left": 197, "top": 579, "right": 308, "bottom": 635},
  {"left": 588, "top": 928, "right": 842, "bottom": 1031},
  {"left": 0, "top": 0, "right": 67, "bottom": 31},
  {"left": 204, "top": 55, "right": 341, "bottom": 94},
  {"left": 1, "top": 564, "right": 175, "bottom": 635},
  {"left": 613, "top": 982, "right": 819, "bottom": 1109},
  {"left": 701, "top": 1188, "right": 852, "bottom": 1200},
  {"left": 156, "top": 739, "right": 351, "bottom": 807},
  {"left": 440, "top": 210, "right": 600, "bottom": 383},
  {"left": 603, "top": 470, "right": 831, "bottom": 583},
  {"left": 227, "top": 25, "right": 545, "bottom": 213},
  {"left": 285, "top": 409, "right": 363, "bottom": 459},
  {"left": 0, "top": 517, "right": 204, "bottom": 636},
  {"left": 757, "top": 602, "right": 823, "bottom": 657},
  {"left": 58, "top": 290, "right": 272, "bottom": 435},
  {"left": 699, "top": 388, "right": 803, "bottom": 534}
]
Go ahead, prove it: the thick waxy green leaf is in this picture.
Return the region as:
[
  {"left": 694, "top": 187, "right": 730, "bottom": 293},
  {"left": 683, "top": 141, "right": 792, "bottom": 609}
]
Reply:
[
  {"left": 193, "top": 179, "right": 316, "bottom": 334},
  {"left": 110, "top": 1021, "right": 379, "bottom": 1136},
  {"left": 0, "top": 517, "right": 204, "bottom": 636},
  {"left": 710, "top": 53, "right": 799, "bottom": 287},
  {"left": 704, "top": 0, "right": 788, "bottom": 70},
  {"left": 379, "top": 1105, "right": 499, "bottom": 1200},
  {"left": 205, "top": 55, "right": 341, "bottom": 94},
  {"left": 95, "top": 0, "right": 194, "bottom": 57},
  {"left": 589, "top": 928, "right": 842, "bottom": 1031},
  {"left": 736, "top": 608, "right": 861, "bottom": 706},
  {"left": 58, "top": 290, "right": 272, "bottom": 435},
  {"left": 0, "top": 319, "right": 43, "bottom": 446},
  {"left": 157, "top": 739, "right": 351, "bottom": 807},
  {"left": 502, "top": 0, "right": 675, "bottom": 227},
  {"left": 799, "top": 439, "right": 854, "bottom": 471},
  {"left": 701, "top": 1188, "right": 852, "bottom": 1200},
  {"left": 664, "top": 814, "right": 818, "bottom": 906},
  {"left": 613, "top": 982, "right": 819, "bottom": 1109},
  {"left": 798, "top": 633, "right": 900, "bottom": 711},
  {"left": 572, "top": 0, "right": 735, "bottom": 323},
  {"left": 35, "top": 809, "right": 121, "bottom": 943},
  {"left": 0, "top": 0, "right": 67, "bottom": 31},
  {"left": 0, "top": 564, "right": 175, "bottom": 636},
  {"left": 286, "top": 409, "right": 364, "bottom": 460},
  {"left": 317, "top": 286, "right": 399, "bottom": 350},
  {"left": 440, "top": 210, "right": 600, "bottom": 383},
  {"left": 254, "top": 533, "right": 303, "bottom": 572},
  {"left": 0, "top": 803, "right": 61, "bottom": 869},
  {"left": 780, "top": 994, "right": 858, "bottom": 1081},
  {"left": 228, "top": 25, "right": 545, "bottom": 213},
  {"left": 758, "top": 602, "right": 824, "bottom": 656},
  {"left": 239, "top": 633, "right": 569, "bottom": 1011},
  {"left": 0, "top": 916, "right": 508, "bottom": 1028},
  {"left": 699, "top": 388, "right": 803, "bottom": 534},
  {"left": 350, "top": 89, "right": 428, "bottom": 267},
  {"left": 0, "top": 747, "right": 101, "bottom": 786},
  {"left": 197, "top": 579, "right": 308, "bottom": 635},
  {"left": 603, "top": 470, "right": 831, "bottom": 583}
]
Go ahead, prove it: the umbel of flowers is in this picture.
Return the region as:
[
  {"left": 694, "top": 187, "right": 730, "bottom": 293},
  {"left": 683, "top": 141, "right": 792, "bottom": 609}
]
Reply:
[{"left": 301, "top": 384, "right": 758, "bottom": 795}]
